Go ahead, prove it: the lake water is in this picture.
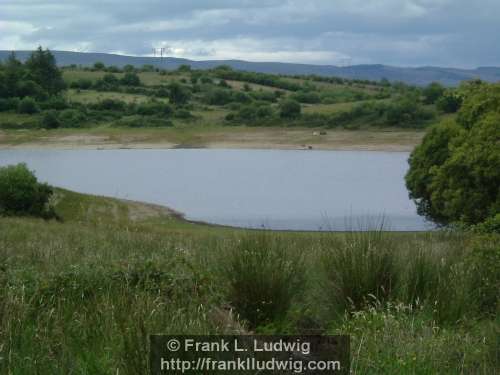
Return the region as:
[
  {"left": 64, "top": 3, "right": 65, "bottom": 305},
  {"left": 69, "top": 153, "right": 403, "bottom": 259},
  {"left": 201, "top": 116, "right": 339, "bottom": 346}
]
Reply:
[{"left": 0, "top": 149, "right": 433, "bottom": 231}]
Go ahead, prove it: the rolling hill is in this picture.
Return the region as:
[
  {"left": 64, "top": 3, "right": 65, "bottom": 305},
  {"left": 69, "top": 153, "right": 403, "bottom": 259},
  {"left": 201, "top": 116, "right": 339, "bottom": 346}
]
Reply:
[{"left": 1, "top": 50, "right": 500, "bottom": 86}]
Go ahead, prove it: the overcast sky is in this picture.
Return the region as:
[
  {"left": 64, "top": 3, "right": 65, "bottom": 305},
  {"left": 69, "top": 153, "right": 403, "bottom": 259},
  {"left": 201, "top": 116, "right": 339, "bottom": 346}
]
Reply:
[{"left": 1, "top": 0, "right": 499, "bottom": 68}]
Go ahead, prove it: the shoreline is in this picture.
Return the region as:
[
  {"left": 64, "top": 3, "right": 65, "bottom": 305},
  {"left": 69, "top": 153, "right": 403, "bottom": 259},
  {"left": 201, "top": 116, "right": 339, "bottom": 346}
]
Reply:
[
  {"left": 0, "top": 128, "right": 424, "bottom": 152},
  {"left": 0, "top": 141, "right": 417, "bottom": 152}
]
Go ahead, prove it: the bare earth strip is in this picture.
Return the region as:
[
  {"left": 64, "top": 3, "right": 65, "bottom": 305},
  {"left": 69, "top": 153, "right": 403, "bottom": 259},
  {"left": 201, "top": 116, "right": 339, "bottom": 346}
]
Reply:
[{"left": 0, "top": 128, "right": 424, "bottom": 152}]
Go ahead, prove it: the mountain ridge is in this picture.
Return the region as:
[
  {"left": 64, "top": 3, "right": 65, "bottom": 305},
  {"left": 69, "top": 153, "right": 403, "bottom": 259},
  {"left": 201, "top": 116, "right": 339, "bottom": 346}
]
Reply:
[{"left": 1, "top": 50, "right": 499, "bottom": 86}]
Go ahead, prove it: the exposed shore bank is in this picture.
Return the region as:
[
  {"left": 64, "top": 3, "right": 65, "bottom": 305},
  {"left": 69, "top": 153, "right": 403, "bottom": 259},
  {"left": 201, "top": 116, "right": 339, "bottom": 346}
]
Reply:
[{"left": 0, "top": 127, "right": 424, "bottom": 152}]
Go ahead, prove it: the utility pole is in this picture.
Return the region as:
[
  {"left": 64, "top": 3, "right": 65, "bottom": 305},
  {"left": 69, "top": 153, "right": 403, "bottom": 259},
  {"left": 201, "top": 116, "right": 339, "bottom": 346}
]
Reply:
[{"left": 153, "top": 47, "right": 167, "bottom": 61}]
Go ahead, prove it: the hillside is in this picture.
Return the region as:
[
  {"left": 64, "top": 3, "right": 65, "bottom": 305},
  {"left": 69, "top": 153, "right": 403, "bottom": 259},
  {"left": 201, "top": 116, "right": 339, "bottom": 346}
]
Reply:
[
  {"left": 1, "top": 49, "right": 449, "bottom": 149},
  {"left": 2, "top": 50, "right": 500, "bottom": 86}
]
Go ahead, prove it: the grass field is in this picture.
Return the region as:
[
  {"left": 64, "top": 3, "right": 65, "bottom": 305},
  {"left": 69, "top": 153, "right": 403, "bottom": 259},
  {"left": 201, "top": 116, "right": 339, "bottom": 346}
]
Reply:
[{"left": 0, "top": 189, "right": 498, "bottom": 374}]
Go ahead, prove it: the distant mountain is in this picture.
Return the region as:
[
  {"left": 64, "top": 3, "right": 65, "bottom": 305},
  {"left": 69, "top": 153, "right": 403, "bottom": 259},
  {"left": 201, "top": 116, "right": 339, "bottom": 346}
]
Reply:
[{"left": 1, "top": 50, "right": 499, "bottom": 87}]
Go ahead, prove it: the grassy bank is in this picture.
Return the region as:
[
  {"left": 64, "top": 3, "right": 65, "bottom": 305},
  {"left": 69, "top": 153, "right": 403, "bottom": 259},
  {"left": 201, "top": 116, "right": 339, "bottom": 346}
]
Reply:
[{"left": 0, "top": 190, "right": 498, "bottom": 373}]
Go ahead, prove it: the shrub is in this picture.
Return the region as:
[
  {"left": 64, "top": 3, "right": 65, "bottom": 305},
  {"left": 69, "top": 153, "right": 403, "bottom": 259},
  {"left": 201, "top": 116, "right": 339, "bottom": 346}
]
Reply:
[
  {"left": 227, "top": 103, "right": 275, "bottom": 124},
  {"left": 0, "top": 97, "right": 20, "bottom": 112},
  {"left": 40, "top": 96, "right": 68, "bottom": 110},
  {"left": 436, "top": 91, "right": 462, "bottom": 113},
  {"left": 221, "top": 234, "right": 305, "bottom": 328},
  {"left": 136, "top": 101, "right": 173, "bottom": 116},
  {"left": 93, "top": 62, "right": 105, "bottom": 70},
  {"left": 40, "top": 110, "right": 61, "bottom": 129},
  {"left": 422, "top": 82, "right": 445, "bottom": 104},
  {"left": 121, "top": 72, "right": 141, "bottom": 86},
  {"left": 203, "top": 88, "right": 233, "bottom": 105},
  {"left": 249, "top": 90, "right": 277, "bottom": 102},
  {"left": 17, "top": 97, "right": 39, "bottom": 114},
  {"left": 59, "top": 109, "right": 88, "bottom": 128},
  {"left": 0, "top": 163, "right": 55, "bottom": 218},
  {"left": 93, "top": 98, "right": 127, "bottom": 111},
  {"left": 102, "top": 73, "right": 120, "bottom": 85},
  {"left": 291, "top": 90, "right": 321, "bottom": 104},
  {"left": 167, "top": 82, "right": 191, "bottom": 106},
  {"left": 17, "top": 80, "right": 47, "bottom": 100},
  {"left": 279, "top": 99, "right": 301, "bottom": 118},
  {"left": 173, "top": 109, "right": 193, "bottom": 119},
  {"left": 154, "top": 87, "right": 169, "bottom": 98}
]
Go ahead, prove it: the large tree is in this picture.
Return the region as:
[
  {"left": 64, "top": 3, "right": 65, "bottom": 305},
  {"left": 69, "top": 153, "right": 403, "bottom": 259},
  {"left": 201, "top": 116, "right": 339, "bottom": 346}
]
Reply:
[
  {"left": 406, "top": 81, "right": 500, "bottom": 226},
  {"left": 25, "top": 47, "right": 65, "bottom": 95}
]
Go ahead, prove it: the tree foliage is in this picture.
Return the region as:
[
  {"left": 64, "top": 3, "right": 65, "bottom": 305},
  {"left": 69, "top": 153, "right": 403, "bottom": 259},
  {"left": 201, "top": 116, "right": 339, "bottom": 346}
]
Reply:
[
  {"left": 422, "top": 82, "right": 445, "bottom": 104},
  {"left": 0, "top": 48, "right": 64, "bottom": 99},
  {"left": 167, "top": 82, "right": 191, "bottom": 106},
  {"left": 279, "top": 99, "right": 301, "bottom": 118},
  {"left": 25, "top": 47, "right": 65, "bottom": 94},
  {"left": 406, "top": 82, "right": 500, "bottom": 226},
  {"left": 0, "top": 163, "right": 55, "bottom": 218}
]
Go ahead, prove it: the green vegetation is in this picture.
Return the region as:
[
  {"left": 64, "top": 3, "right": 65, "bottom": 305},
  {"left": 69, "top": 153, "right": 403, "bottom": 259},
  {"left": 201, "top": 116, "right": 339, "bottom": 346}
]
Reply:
[
  {"left": 0, "top": 188, "right": 497, "bottom": 373},
  {"left": 1, "top": 47, "right": 498, "bottom": 374},
  {"left": 1, "top": 47, "right": 459, "bottom": 133},
  {"left": 406, "top": 81, "right": 500, "bottom": 227},
  {"left": 0, "top": 163, "right": 55, "bottom": 218}
]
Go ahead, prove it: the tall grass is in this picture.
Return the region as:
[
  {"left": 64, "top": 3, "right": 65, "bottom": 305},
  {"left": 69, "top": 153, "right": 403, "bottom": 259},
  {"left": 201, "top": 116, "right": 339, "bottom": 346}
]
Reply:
[
  {"left": 218, "top": 233, "right": 305, "bottom": 329},
  {"left": 321, "top": 230, "right": 400, "bottom": 313},
  {"left": 0, "top": 215, "right": 498, "bottom": 373}
]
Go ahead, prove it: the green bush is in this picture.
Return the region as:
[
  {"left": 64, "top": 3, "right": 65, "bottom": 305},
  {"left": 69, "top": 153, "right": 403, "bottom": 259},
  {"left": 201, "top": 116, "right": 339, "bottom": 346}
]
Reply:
[
  {"left": 436, "top": 91, "right": 462, "bottom": 113},
  {"left": 0, "top": 163, "right": 55, "bottom": 218},
  {"left": 59, "top": 109, "right": 88, "bottom": 128},
  {"left": 167, "top": 82, "right": 190, "bottom": 106},
  {"left": 121, "top": 72, "right": 141, "bottom": 86},
  {"left": 40, "top": 110, "right": 61, "bottom": 129},
  {"left": 279, "top": 99, "right": 301, "bottom": 118},
  {"left": 136, "top": 101, "right": 173, "bottom": 116},
  {"left": 70, "top": 78, "right": 93, "bottom": 90},
  {"left": 0, "top": 97, "right": 20, "bottom": 112},
  {"left": 92, "top": 98, "right": 128, "bottom": 112},
  {"left": 17, "top": 97, "right": 39, "bottom": 114},
  {"left": 203, "top": 88, "right": 234, "bottom": 105},
  {"left": 40, "top": 96, "right": 68, "bottom": 110},
  {"left": 291, "top": 90, "right": 321, "bottom": 104},
  {"left": 422, "top": 82, "right": 445, "bottom": 104},
  {"left": 17, "top": 80, "right": 47, "bottom": 100}
]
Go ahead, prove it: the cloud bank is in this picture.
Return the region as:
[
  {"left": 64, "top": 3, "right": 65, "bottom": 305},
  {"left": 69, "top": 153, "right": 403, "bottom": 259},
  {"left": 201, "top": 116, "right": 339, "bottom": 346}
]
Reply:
[{"left": 1, "top": 0, "right": 499, "bottom": 67}]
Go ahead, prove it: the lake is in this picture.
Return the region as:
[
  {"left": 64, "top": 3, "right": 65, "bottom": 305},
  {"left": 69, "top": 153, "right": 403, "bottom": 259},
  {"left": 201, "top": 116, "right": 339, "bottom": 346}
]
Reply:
[{"left": 0, "top": 149, "right": 433, "bottom": 231}]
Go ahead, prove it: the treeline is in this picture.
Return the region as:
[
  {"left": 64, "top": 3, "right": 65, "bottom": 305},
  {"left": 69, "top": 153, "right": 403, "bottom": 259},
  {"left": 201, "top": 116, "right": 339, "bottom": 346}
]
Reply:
[
  {"left": 0, "top": 50, "right": 195, "bottom": 129},
  {"left": 0, "top": 48, "right": 466, "bottom": 130},
  {"left": 0, "top": 47, "right": 65, "bottom": 100}
]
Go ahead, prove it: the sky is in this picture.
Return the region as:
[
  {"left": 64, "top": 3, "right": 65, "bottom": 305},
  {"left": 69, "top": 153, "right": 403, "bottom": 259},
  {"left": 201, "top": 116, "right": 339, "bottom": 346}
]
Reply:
[{"left": 1, "top": 0, "right": 499, "bottom": 68}]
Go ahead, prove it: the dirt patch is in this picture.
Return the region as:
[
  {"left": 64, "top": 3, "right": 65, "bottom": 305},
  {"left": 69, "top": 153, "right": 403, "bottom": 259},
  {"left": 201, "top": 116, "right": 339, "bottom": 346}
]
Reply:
[{"left": 53, "top": 135, "right": 110, "bottom": 144}]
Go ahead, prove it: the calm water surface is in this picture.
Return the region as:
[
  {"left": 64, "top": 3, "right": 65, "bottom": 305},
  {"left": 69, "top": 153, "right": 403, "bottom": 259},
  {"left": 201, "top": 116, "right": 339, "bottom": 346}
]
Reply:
[{"left": 0, "top": 149, "right": 433, "bottom": 231}]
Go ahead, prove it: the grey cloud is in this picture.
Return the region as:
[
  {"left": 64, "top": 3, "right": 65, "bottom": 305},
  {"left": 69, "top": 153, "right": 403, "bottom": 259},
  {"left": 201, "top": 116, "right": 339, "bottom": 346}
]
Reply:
[{"left": 0, "top": 0, "right": 499, "bottom": 67}]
